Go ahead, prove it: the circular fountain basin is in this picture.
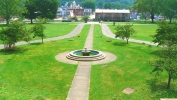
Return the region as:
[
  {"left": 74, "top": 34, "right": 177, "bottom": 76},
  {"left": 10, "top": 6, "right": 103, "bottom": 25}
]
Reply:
[{"left": 66, "top": 49, "right": 106, "bottom": 61}]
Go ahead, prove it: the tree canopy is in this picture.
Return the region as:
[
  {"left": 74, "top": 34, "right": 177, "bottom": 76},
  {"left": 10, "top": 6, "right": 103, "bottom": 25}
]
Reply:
[
  {"left": 159, "top": 0, "right": 177, "bottom": 23},
  {"left": 153, "top": 21, "right": 177, "bottom": 46},
  {"left": 133, "top": 0, "right": 161, "bottom": 23},
  {"left": 0, "top": 0, "right": 26, "bottom": 25},
  {"left": 0, "top": 21, "right": 31, "bottom": 50},
  {"left": 24, "top": 0, "right": 59, "bottom": 23},
  {"left": 59, "top": 0, "right": 135, "bottom": 9},
  {"left": 151, "top": 45, "right": 177, "bottom": 89},
  {"left": 82, "top": 0, "right": 96, "bottom": 11},
  {"left": 115, "top": 23, "right": 136, "bottom": 44}
]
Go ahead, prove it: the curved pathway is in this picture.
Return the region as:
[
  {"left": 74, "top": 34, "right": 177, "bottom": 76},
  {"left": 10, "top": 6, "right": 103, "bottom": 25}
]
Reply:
[
  {"left": 0, "top": 24, "right": 85, "bottom": 49},
  {"left": 101, "top": 24, "right": 158, "bottom": 46}
]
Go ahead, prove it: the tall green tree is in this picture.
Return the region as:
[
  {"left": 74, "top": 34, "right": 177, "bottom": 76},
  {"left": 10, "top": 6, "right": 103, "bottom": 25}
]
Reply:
[
  {"left": 112, "top": 2, "right": 120, "bottom": 9},
  {"left": 159, "top": 0, "right": 177, "bottom": 24},
  {"left": 104, "top": 2, "right": 112, "bottom": 9},
  {"left": 153, "top": 21, "right": 177, "bottom": 46},
  {"left": 36, "top": 0, "right": 59, "bottom": 19},
  {"left": 97, "top": 0, "right": 104, "bottom": 8},
  {"left": 0, "top": 0, "right": 26, "bottom": 25},
  {"left": 24, "top": 0, "right": 59, "bottom": 23},
  {"left": 151, "top": 45, "right": 177, "bottom": 89},
  {"left": 0, "top": 20, "right": 31, "bottom": 50},
  {"left": 24, "top": 0, "right": 38, "bottom": 24},
  {"left": 82, "top": 0, "right": 96, "bottom": 11},
  {"left": 133, "top": 0, "right": 160, "bottom": 23},
  {"left": 151, "top": 21, "right": 177, "bottom": 89},
  {"left": 115, "top": 23, "right": 136, "bottom": 44}
]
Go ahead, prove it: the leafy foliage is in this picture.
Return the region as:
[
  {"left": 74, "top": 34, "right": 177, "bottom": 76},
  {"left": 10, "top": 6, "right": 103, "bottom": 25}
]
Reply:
[
  {"left": 115, "top": 23, "right": 136, "bottom": 44},
  {"left": 153, "top": 21, "right": 177, "bottom": 46},
  {"left": 151, "top": 45, "right": 177, "bottom": 89},
  {"left": 82, "top": 0, "right": 96, "bottom": 11},
  {"left": 104, "top": 2, "right": 112, "bottom": 9},
  {"left": 59, "top": 0, "right": 135, "bottom": 9},
  {"left": 82, "top": 15, "right": 90, "bottom": 23},
  {"left": 24, "top": 0, "right": 59, "bottom": 24},
  {"left": 133, "top": 0, "right": 160, "bottom": 23},
  {"left": 0, "top": 0, "right": 26, "bottom": 25},
  {"left": 31, "top": 19, "right": 46, "bottom": 43},
  {"left": 0, "top": 20, "right": 31, "bottom": 50},
  {"left": 159, "top": 0, "right": 177, "bottom": 23}
]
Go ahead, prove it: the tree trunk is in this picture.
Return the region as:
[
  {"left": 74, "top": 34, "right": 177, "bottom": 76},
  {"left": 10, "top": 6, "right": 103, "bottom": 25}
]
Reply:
[
  {"left": 42, "top": 37, "right": 43, "bottom": 43},
  {"left": 126, "top": 39, "right": 129, "bottom": 44},
  {"left": 6, "top": 18, "right": 9, "bottom": 25},
  {"left": 151, "top": 14, "right": 154, "bottom": 23},
  {"left": 169, "top": 18, "right": 172, "bottom": 24},
  {"left": 5, "top": 1, "right": 10, "bottom": 25},
  {"left": 30, "top": 18, "right": 33, "bottom": 24},
  {"left": 167, "top": 71, "right": 171, "bottom": 89}
]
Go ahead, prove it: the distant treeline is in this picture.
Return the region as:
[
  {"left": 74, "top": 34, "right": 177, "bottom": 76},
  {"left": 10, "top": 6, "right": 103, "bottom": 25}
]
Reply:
[{"left": 59, "top": 0, "right": 135, "bottom": 9}]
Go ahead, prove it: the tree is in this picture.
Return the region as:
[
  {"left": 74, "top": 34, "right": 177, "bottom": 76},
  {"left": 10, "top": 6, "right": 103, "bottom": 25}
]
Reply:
[
  {"left": 31, "top": 19, "right": 46, "bottom": 43},
  {"left": 24, "top": 0, "right": 59, "bottom": 23},
  {"left": 115, "top": 23, "right": 136, "bottom": 44},
  {"left": 82, "top": 0, "right": 96, "bottom": 11},
  {"left": 133, "top": 0, "right": 160, "bottom": 23},
  {"left": 139, "top": 12, "right": 150, "bottom": 23},
  {"left": 159, "top": 0, "right": 177, "bottom": 24},
  {"left": 0, "top": 20, "right": 31, "bottom": 50},
  {"left": 153, "top": 21, "right": 177, "bottom": 46},
  {"left": 24, "top": 0, "right": 38, "bottom": 24},
  {"left": 111, "top": 2, "right": 120, "bottom": 9},
  {"left": 104, "top": 2, "right": 112, "bottom": 9},
  {"left": 151, "top": 21, "right": 177, "bottom": 89},
  {"left": 151, "top": 45, "right": 177, "bottom": 89},
  {"left": 36, "top": 0, "right": 59, "bottom": 19},
  {"left": 82, "top": 15, "right": 89, "bottom": 23},
  {"left": 97, "top": 0, "right": 104, "bottom": 9},
  {"left": 0, "top": 0, "right": 26, "bottom": 25}
]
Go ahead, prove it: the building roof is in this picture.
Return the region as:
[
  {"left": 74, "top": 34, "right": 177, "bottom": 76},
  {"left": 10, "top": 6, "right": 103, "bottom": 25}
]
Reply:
[{"left": 95, "top": 9, "right": 130, "bottom": 14}]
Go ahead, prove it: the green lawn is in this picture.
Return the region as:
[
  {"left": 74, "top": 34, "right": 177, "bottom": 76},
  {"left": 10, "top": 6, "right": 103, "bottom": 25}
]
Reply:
[
  {"left": 1, "top": 23, "right": 177, "bottom": 100},
  {"left": 0, "top": 22, "right": 78, "bottom": 44},
  {"left": 0, "top": 24, "right": 91, "bottom": 99},
  {"left": 90, "top": 25, "right": 177, "bottom": 100},
  {"left": 108, "top": 24, "right": 158, "bottom": 41}
]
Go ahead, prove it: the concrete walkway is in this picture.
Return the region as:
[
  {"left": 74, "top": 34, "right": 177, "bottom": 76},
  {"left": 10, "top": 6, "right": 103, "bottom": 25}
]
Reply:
[
  {"left": 66, "top": 24, "right": 94, "bottom": 100},
  {"left": 0, "top": 24, "right": 85, "bottom": 49},
  {"left": 101, "top": 24, "right": 158, "bottom": 46}
]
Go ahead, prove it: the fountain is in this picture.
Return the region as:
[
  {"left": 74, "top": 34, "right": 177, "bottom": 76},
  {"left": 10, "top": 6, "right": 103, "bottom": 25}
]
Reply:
[
  {"left": 66, "top": 48, "right": 106, "bottom": 61},
  {"left": 82, "top": 48, "right": 90, "bottom": 56}
]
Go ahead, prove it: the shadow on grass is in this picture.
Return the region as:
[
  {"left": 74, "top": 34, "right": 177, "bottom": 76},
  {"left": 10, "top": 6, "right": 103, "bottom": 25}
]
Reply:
[
  {"left": 113, "top": 42, "right": 127, "bottom": 46},
  {"left": 0, "top": 48, "right": 28, "bottom": 55},
  {"left": 0, "top": 24, "right": 7, "bottom": 27},
  {"left": 147, "top": 78, "right": 177, "bottom": 98},
  {"left": 29, "top": 42, "right": 43, "bottom": 45}
]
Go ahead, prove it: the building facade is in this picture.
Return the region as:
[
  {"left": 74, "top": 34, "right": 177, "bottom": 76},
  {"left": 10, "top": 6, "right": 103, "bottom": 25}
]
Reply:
[{"left": 95, "top": 9, "right": 130, "bottom": 22}]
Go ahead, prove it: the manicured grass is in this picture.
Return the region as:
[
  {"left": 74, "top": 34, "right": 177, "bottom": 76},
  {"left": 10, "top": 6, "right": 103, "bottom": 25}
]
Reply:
[
  {"left": 108, "top": 24, "right": 158, "bottom": 41},
  {"left": 90, "top": 25, "right": 177, "bottom": 100},
  {"left": 0, "top": 22, "right": 78, "bottom": 44},
  {"left": 27, "top": 23, "right": 77, "bottom": 39},
  {"left": 0, "top": 24, "right": 91, "bottom": 99}
]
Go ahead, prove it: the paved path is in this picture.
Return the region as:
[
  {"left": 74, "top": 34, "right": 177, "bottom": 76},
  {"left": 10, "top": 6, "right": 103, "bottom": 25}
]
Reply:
[
  {"left": 66, "top": 24, "right": 94, "bottom": 100},
  {"left": 101, "top": 24, "right": 158, "bottom": 46},
  {"left": 0, "top": 24, "right": 85, "bottom": 49}
]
